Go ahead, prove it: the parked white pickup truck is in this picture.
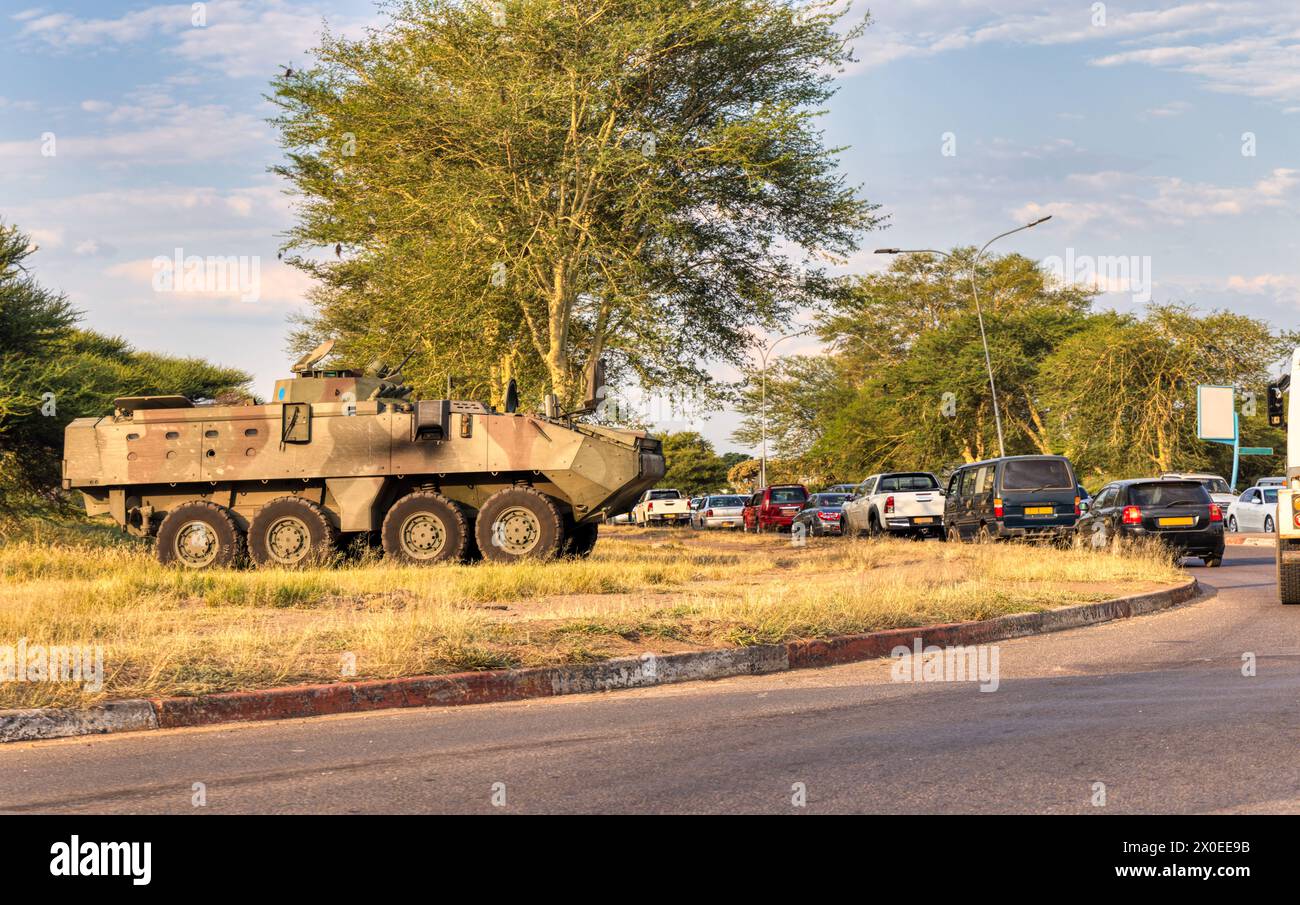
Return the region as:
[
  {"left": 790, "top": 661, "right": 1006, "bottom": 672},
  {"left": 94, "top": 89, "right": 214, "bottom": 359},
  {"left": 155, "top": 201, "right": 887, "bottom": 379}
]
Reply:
[
  {"left": 841, "top": 472, "right": 945, "bottom": 539},
  {"left": 633, "top": 488, "right": 692, "bottom": 526}
]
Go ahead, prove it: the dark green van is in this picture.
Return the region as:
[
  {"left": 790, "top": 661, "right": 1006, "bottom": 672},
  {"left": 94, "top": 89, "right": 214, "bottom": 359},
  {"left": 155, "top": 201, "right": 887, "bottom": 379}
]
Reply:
[{"left": 943, "top": 455, "right": 1080, "bottom": 542}]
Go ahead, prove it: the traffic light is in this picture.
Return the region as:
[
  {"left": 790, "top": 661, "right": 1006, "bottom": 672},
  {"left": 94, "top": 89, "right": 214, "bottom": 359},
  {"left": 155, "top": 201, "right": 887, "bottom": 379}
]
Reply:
[{"left": 1268, "top": 380, "right": 1286, "bottom": 428}]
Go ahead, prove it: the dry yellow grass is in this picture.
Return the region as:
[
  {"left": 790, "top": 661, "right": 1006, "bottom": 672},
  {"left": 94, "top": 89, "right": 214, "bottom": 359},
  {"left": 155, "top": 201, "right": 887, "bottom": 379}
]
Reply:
[{"left": 0, "top": 519, "right": 1186, "bottom": 709}]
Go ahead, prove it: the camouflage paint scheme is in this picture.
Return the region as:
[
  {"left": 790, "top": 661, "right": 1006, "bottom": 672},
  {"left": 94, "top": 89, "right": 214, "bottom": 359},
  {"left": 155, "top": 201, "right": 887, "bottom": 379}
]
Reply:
[{"left": 62, "top": 370, "right": 665, "bottom": 540}]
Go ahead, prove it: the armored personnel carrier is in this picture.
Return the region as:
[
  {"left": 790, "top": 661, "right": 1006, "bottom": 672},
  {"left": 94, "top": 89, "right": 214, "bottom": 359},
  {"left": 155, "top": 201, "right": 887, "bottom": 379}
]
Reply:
[{"left": 62, "top": 341, "right": 664, "bottom": 568}]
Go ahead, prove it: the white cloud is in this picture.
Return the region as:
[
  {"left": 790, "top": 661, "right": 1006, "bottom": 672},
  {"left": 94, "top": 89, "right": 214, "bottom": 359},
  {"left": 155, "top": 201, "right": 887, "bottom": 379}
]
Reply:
[
  {"left": 849, "top": 1, "right": 1300, "bottom": 106},
  {"left": 25, "top": 227, "right": 64, "bottom": 250},
  {"left": 0, "top": 103, "right": 270, "bottom": 168},
  {"left": 1015, "top": 168, "right": 1300, "bottom": 228},
  {"left": 1145, "top": 100, "right": 1193, "bottom": 118},
  {"left": 15, "top": 0, "right": 377, "bottom": 80}
]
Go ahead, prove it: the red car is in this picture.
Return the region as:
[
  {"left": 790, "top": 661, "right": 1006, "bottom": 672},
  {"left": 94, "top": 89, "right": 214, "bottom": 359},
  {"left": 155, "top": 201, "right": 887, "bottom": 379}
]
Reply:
[{"left": 743, "top": 484, "right": 810, "bottom": 533}]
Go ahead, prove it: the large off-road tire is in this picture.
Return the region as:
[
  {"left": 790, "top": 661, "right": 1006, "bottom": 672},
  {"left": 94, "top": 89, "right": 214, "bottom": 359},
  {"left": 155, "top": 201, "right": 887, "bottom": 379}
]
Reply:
[
  {"left": 566, "top": 521, "right": 599, "bottom": 558},
  {"left": 474, "top": 487, "right": 564, "bottom": 563},
  {"left": 1278, "top": 543, "right": 1300, "bottom": 604},
  {"left": 248, "top": 496, "right": 337, "bottom": 568},
  {"left": 947, "top": 524, "right": 962, "bottom": 544},
  {"left": 156, "top": 500, "right": 244, "bottom": 569},
  {"left": 1265, "top": 515, "right": 1275, "bottom": 534},
  {"left": 867, "top": 512, "right": 883, "bottom": 538},
  {"left": 976, "top": 522, "right": 995, "bottom": 544},
  {"left": 381, "top": 491, "right": 471, "bottom": 565}
]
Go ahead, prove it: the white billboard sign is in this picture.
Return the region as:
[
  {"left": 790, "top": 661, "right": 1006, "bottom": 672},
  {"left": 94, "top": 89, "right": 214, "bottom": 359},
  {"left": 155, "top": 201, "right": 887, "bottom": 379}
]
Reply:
[{"left": 1197, "top": 385, "right": 1236, "bottom": 442}]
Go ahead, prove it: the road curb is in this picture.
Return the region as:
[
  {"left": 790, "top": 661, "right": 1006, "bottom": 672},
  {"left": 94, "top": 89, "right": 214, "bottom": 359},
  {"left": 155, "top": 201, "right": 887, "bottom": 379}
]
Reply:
[
  {"left": 0, "top": 580, "right": 1197, "bottom": 743},
  {"left": 786, "top": 579, "right": 1199, "bottom": 669},
  {"left": 1225, "top": 535, "right": 1275, "bottom": 546},
  {"left": 0, "top": 699, "right": 157, "bottom": 744}
]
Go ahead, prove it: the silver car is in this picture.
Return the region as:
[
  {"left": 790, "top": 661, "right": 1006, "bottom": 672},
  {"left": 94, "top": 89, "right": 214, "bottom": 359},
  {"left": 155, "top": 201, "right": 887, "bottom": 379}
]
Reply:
[{"left": 692, "top": 494, "right": 748, "bottom": 529}]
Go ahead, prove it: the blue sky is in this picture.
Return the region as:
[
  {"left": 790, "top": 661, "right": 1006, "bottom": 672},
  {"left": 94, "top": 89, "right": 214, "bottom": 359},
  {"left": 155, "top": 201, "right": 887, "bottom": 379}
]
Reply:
[{"left": 3, "top": 1, "right": 1298, "bottom": 455}]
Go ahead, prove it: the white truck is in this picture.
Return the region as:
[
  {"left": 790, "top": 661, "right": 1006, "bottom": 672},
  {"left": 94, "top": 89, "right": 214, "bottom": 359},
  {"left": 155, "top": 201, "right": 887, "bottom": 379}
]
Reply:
[
  {"left": 841, "top": 472, "right": 945, "bottom": 539},
  {"left": 1272, "top": 354, "right": 1300, "bottom": 602},
  {"left": 632, "top": 488, "right": 692, "bottom": 526}
]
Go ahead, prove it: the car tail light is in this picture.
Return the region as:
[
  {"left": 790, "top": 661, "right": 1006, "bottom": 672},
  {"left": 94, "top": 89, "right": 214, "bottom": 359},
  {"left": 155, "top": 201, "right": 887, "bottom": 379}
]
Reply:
[
  {"left": 1074, "top": 496, "right": 1081, "bottom": 516},
  {"left": 884, "top": 496, "right": 895, "bottom": 514},
  {"left": 647, "top": 502, "right": 653, "bottom": 511},
  {"left": 1209, "top": 503, "right": 1223, "bottom": 522},
  {"left": 1122, "top": 505, "right": 1142, "bottom": 525},
  {"left": 705, "top": 509, "right": 713, "bottom": 517},
  {"left": 818, "top": 511, "right": 839, "bottom": 520},
  {"left": 993, "top": 498, "right": 1003, "bottom": 518}
]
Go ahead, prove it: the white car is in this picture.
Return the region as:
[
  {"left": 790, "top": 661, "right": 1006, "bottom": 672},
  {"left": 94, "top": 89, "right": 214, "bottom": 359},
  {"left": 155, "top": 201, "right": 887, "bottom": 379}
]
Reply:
[
  {"left": 1255, "top": 476, "right": 1285, "bottom": 489},
  {"left": 1160, "top": 473, "right": 1237, "bottom": 512},
  {"left": 691, "top": 494, "right": 747, "bottom": 529},
  {"left": 632, "top": 488, "right": 692, "bottom": 526},
  {"left": 842, "top": 472, "right": 945, "bottom": 539},
  {"left": 1227, "top": 486, "right": 1279, "bottom": 534}
]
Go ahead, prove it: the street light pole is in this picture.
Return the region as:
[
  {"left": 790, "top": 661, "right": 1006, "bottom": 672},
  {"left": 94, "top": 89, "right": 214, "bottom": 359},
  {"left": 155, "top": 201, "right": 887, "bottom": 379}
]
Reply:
[
  {"left": 875, "top": 215, "right": 1050, "bottom": 458},
  {"left": 758, "top": 329, "right": 811, "bottom": 488}
]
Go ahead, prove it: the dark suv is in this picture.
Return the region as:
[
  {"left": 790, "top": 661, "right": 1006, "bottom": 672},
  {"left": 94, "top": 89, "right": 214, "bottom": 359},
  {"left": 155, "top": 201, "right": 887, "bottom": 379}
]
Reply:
[
  {"left": 1075, "top": 479, "right": 1224, "bottom": 566},
  {"left": 944, "top": 455, "right": 1080, "bottom": 542}
]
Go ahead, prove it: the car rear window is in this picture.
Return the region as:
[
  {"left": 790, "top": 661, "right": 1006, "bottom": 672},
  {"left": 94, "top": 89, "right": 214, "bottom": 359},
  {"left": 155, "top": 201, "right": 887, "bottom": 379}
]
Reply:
[
  {"left": 1001, "top": 459, "right": 1073, "bottom": 491},
  {"left": 812, "top": 494, "right": 850, "bottom": 506},
  {"left": 648, "top": 490, "right": 680, "bottom": 500},
  {"left": 709, "top": 496, "right": 746, "bottom": 507},
  {"left": 1128, "top": 482, "right": 1211, "bottom": 507},
  {"left": 769, "top": 487, "right": 806, "bottom": 503},
  {"left": 878, "top": 473, "right": 939, "bottom": 492}
]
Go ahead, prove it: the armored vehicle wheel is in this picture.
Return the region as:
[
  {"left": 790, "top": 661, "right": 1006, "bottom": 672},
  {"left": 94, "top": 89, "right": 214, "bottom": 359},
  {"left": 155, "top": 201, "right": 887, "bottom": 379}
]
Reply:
[
  {"left": 475, "top": 487, "right": 564, "bottom": 563},
  {"left": 249, "top": 497, "right": 337, "bottom": 568},
  {"left": 381, "top": 491, "right": 470, "bottom": 564},
  {"left": 565, "top": 521, "right": 599, "bottom": 558},
  {"left": 156, "top": 501, "right": 244, "bottom": 569}
]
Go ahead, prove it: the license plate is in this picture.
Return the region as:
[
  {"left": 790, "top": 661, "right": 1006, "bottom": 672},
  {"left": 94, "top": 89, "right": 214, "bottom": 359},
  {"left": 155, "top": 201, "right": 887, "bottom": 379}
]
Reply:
[
  {"left": 914, "top": 517, "right": 934, "bottom": 524},
  {"left": 1025, "top": 506, "right": 1053, "bottom": 516},
  {"left": 1158, "top": 516, "right": 1195, "bottom": 526}
]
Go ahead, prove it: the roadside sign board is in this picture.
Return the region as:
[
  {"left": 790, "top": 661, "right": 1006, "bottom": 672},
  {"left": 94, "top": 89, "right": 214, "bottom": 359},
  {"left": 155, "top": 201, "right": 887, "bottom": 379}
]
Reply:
[
  {"left": 1240, "top": 447, "right": 1274, "bottom": 456},
  {"left": 1197, "top": 385, "right": 1236, "bottom": 442}
]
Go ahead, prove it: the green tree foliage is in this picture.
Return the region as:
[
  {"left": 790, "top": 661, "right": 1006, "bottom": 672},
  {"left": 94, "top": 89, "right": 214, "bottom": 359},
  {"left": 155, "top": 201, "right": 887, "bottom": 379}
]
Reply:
[
  {"left": 735, "top": 249, "right": 1292, "bottom": 486},
  {"left": 0, "top": 221, "right": 250, "bottom": 513},
  {"left": 271, "top": 0, "right": 879, "bottom": 408},
  {"left": 1040, "top": 305, "right": 1291, "bottom": 480},
  {"left": 660, "top": 430, "right": 730, "bottom": 495}
]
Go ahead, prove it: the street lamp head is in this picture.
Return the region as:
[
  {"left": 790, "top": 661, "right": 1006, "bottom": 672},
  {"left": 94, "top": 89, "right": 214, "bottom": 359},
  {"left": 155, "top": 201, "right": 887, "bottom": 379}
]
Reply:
[
  {"left": 874, "top": 248, "right": 901, "bottom": 254},
  {"left": 1027, "top": 215, "right": 1053, "bottom": 227}
]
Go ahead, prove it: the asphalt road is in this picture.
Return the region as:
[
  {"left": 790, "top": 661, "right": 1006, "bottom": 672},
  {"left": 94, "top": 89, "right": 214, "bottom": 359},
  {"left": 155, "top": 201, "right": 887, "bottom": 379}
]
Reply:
[{"left": 2, "top": 544, "right": 1297, "bottom": 814}]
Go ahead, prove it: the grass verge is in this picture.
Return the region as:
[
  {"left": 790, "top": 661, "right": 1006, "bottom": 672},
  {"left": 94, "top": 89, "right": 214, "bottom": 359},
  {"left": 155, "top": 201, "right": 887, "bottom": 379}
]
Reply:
[{"left": 0, "top": 520, "right": 1187, "bottom": 709}]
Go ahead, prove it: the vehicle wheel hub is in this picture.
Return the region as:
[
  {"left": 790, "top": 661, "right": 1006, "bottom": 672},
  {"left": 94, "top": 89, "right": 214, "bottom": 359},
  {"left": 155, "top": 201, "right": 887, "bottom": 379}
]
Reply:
[
  {"left": 267, "top": 516, "right": 311, "bottom": 564},
  {"left": 401, "top": 513, "right": 447, "bottom": 560},
  {"left": 175, "top": 521, "right": 218, "bottom": 568},
  {"left": 495, "top": 506, "right": 541, "bottom": 555}
]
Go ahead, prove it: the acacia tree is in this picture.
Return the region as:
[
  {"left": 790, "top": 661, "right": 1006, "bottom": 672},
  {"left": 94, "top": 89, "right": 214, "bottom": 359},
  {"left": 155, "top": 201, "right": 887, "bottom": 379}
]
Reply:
[
  {"left": 733, "top": 250, "right": 1096, "bottom": 473},
  {"left": 1039, "top": 305, "right": 1291, "bottom": 479},
  {"left": 271, "top": 0, "right": 878, "bottom": 407}
]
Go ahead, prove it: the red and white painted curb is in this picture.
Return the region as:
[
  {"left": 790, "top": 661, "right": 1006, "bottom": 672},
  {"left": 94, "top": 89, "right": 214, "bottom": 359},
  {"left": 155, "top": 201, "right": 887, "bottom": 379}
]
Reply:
[{"left": 0, "top": 579, "right": 1199, "bottom": 743}]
